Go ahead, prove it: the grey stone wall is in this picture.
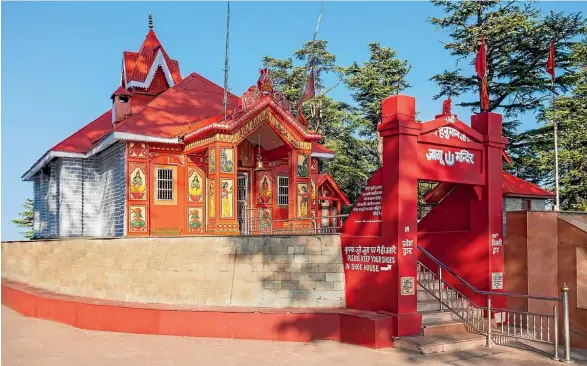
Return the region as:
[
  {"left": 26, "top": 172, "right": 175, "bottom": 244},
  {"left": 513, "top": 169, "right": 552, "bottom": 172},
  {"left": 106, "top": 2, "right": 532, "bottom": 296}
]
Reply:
[
  {"left": 2, "top": 235, "right": 346, "bottom": 308},
  {"left": 32, "top": 142, "right": 126, "bottom": 238}
]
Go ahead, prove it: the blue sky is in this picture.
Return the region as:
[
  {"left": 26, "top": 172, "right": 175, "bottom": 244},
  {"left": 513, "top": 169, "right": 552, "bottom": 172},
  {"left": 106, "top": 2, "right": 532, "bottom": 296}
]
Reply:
[{"left": 1, "top": 1, "right": 582, "bottom": 240}]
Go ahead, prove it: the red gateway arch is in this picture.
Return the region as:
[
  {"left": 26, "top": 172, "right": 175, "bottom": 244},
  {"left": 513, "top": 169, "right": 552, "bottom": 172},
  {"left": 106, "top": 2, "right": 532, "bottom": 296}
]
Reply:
[{"left": 341, "top": 94, "right": 507, "bottom": 337}]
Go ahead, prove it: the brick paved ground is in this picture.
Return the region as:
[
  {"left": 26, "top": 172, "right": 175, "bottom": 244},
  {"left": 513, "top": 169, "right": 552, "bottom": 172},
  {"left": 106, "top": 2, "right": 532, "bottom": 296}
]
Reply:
[{"left": 2, "top": 307, "right": 586, "bottom": 366}]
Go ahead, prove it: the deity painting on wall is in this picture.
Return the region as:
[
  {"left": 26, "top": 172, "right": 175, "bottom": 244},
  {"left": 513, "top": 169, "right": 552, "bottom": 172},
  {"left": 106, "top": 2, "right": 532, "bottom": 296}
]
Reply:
[
  {"left": 258, "top": 174, "right": 272, "bottom": 204},
  {"left": 129, "top": 205, "right": 147, "bottom": 232},
  {"left": 220, "top": 179, "right": 234, "bottom": 218},
  {"left": 129, "top": 163, "right": 147, "bottom": 200},
  {"left": 187, "top": 207, "right": 204, "bottom": 233},
  {"left": 297, "top": 154, "right": 308, "bottom": 177},
  {"left": 297, "top": 183, "right": 309, "bottom": 218},
  {"left": 209, "top": 148, "right": 216, "bottom": 174},
  {"left": 209, "top": 180, "right": 215, "bottom": 218},
  {"left": 311, "top": 179, "right": 316, "bottom": 204},
  {"left": 220, "top": 148, "right": 235, "bottom": 173},
  {"left": 187, "top": 168, "right": 204, "bottom": 202}
]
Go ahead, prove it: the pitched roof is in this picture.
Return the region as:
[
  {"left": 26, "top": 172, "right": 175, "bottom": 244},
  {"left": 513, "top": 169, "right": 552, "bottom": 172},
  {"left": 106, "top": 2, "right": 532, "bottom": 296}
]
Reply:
[
  {"left": 124, "top": 30, "right": 181, "bottom": 86},
  {"left": 311, "top": 142, "right": 335, "bottom": 157},
  {"left": 502, "top": 172, "right": 554, "bottom": 198},
  {"left": 50, "top": 110, "right": 113, "bottom": 154},
  {"left": 114, "top": 72, "right": 239, "bottom": 138},
  {"left": 423, "top": 172, "right": 554, "bottom": 204},
  {"left": 317, "top": 173, "right": 351, "bottom": 205},
  {"left": 111, "top": 86, "right": 132, "bottom": 98}
]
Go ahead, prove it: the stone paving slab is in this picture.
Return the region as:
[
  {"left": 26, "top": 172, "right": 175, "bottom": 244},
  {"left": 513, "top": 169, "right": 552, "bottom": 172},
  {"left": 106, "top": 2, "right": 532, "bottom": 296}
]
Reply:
[{"left": 2, "top": 306, "right": 586, "bottom": 366}]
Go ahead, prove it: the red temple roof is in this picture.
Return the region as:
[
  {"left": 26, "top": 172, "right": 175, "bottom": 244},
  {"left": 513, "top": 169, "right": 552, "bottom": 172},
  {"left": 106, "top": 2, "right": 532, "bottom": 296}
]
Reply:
[
  {"left": 114, "top": 73, "right": 239, "bottom": 139},
  {"left": 111, "top": 86, "right": 132, "bottom": 98},
  {"left": 312, "top": 142, "right": 335, "bottom": 157},
  {"left": 317, "top": 173, "right": 351, "bottom": 205},
  {"left": 502, "top": 172, "right": 554, "bottom": 198},
  {"left": 424, "top": 172, "right": 554, "bottom": 204},
  {"left": 124, "top": 30, "right": 181, "bottom": 87},
  {"left": 50, "top": 110, "right": 113, "bottom": 154}
]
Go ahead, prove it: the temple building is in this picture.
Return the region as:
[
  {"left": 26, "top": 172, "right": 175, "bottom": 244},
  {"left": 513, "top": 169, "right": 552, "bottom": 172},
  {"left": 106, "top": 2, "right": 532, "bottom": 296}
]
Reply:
[{"left": 23, "top": 20, "right": 349, "bottom": 238}]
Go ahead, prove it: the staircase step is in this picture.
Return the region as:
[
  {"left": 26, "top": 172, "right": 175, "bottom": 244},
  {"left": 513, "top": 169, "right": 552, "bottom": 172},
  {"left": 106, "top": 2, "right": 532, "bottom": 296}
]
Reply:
[
  {"left": 393, "top": 332, "right": 486, "bottom": 354},
  {"left": 417, "top": 300, "right": 442, "bottom": 312},
  {"left": 422, "top": 319, "right": 467, "bottom": 336},
  {"left": 421, "top": 310, "right": 457, "bottom": 323}
]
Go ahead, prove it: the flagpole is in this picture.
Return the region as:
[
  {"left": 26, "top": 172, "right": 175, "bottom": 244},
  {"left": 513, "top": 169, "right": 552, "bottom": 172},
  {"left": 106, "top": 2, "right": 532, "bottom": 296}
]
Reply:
[
  {"left": 552, "top": 77, "right": 560, "bottom": 212},
  {"left": 223, "top": 1, "right": 230, "bottom": 121}
]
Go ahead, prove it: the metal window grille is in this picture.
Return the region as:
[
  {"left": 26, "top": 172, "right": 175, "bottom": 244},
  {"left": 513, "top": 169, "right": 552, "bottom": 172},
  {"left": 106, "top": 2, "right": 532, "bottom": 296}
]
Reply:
[
  {"left": 277, "top": 176, "right": 289, "bottom": 205},
  {"left": 237, "top": 175, "right": 247, "bottom": 201},
  {"left": 157, "top": 168, "right": 174, "bottom": 200}
]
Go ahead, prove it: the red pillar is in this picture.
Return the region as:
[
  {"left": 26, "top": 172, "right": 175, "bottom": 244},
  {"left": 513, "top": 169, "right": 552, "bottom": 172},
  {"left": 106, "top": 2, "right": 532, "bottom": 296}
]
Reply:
[
  {"left": 471, "top": 112, "right": 508, "bottom": 308},
  {"left": 378, "top": 95, "right": 422, "bottom": 336}
]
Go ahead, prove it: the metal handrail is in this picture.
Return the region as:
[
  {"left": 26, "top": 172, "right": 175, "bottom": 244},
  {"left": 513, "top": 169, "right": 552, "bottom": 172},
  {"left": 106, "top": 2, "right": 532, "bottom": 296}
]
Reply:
[
  {"left": 418, "top": 245, "right": 561, "bottom": 301},
  {"left": 417, "top": 245, "right": 573, "bottom": 362}
]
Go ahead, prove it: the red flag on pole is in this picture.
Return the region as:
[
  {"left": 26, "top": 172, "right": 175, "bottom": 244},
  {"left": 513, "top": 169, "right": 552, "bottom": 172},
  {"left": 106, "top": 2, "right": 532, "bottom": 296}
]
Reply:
[
  {"left": 300, "top": 66, "right": 316, "bottom": 104},
  {"left": 475, "top": 36, "right": 487, "bottom": 79},
  {"left": 297, "top": 66, "right": 316, "bottom": 126},
  {"left": 546, "top": 41, "right": 555, "bottom": 81},
  {"left": 476, "top": 36, "right": 490, "bottom": 112}
]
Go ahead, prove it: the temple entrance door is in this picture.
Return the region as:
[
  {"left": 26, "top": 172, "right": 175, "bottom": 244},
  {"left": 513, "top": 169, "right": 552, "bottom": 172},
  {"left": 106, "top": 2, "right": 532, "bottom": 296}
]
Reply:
[{"left": 237, "top": 172, "right": 249, "bottom": 233}]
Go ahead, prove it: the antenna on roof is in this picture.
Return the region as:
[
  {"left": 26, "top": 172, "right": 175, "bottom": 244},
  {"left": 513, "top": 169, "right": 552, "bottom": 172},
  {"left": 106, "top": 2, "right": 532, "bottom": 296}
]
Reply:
[
  {"left": 223, "top": 2, "right": 231, "bottom": 121},
  {"left": 149, "top": 13, "right": 153, "bottom": 30}
]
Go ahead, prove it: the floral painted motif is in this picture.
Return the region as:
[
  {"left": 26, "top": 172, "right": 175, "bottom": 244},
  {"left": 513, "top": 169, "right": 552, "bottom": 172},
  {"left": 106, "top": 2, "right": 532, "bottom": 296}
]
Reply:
[
  {"left": 258, "top": 174, "right": 272, "bottom": 204},
  {"left": 297, "top": 154, "right": 308, "bottom": 177},
  {"left": 220, "top": 148, "right": 234, "bottom": 173},
  {"left": 311, "top": 180, "right": 316, "bottom": 204},
  {"left": 209, "top": 148, "right": 216, "bottom": 174},
  {"left": 188, "top": 168, "right": 204, "bottom": 202},
  {"left": 221, "top": 179, "right": 234, "bottom": 218},
  {"left": 128, "top": 142, "right": 147, "bottom": 158},
  {"left": 297, "top": 183, "right": 309, "bottom": 218},
  {"left": 129, "top": 163, "right": 147, "bottom": 200},
  {"left": 129, "top": 205, "right": 147, "bottom": 232},
  {"left": 260, "top": 208, "right": 272, "bottom": 231},
  {"left": 187, "top": 207, "right": 204, "bottom": 233}
]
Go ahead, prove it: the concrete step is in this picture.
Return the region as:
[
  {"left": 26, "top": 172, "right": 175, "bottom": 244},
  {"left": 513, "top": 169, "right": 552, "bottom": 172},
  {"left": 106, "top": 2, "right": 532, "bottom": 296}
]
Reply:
[
  {"left": 417, "top": 300, "right": 442, "bottom": 312},
  {"left": 422, "top": 319, "right": 468, "bottom": 336},
  {"left": 421, "top": 310, "right": 456, "bottom": 323},
  {"left": 393, "top": 332, "right": 486, "bottom": 354}
]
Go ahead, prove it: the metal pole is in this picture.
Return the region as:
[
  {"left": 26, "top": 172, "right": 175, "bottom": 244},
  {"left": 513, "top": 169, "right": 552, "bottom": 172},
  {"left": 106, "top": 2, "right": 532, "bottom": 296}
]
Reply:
[
  {"left": 438, "top": 267, "right": 443, "bottom": 311},
  {"left": 486, "top": 295, "right": 493, "bottom": 347},
  {"left": 561, "top": 284, "right": 573, "bottom": 363},
  {"left": 551, "top": 78, "right": 560, "bottom": 212},
  {"left": 553, "top": 303, "right": 560, "bottom": 360}
]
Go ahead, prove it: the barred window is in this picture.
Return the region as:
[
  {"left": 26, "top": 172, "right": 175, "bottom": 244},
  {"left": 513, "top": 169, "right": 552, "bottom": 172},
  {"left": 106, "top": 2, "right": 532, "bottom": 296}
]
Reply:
[
  {"left": 157, "top": 168, "right": 174, "bottom": 201},
  {"left": 277, "top": 176, "right": 288, "bottom": 206}
]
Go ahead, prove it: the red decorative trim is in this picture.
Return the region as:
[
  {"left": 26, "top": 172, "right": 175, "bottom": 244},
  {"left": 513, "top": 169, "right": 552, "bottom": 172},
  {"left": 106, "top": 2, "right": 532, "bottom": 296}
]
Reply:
[{"left": 1, "top": 279, "right": 394, "bottom": 349}]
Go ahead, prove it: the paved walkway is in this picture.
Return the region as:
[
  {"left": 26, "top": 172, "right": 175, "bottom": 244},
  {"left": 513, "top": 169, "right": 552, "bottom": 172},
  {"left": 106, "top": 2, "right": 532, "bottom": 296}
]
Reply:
[{"left": 2, "top": 306, "right": 586, "bottom": 366}]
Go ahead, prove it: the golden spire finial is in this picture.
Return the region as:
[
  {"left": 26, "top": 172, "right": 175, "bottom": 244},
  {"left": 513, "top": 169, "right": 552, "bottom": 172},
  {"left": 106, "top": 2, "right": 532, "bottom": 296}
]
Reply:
[{"left": 148, "top": 13, "right": 153, "bottom": 30}]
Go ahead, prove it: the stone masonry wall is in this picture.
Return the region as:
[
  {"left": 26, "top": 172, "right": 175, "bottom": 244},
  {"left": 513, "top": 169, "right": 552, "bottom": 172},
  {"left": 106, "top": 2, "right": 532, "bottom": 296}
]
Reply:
[
  {"left": 1, "top": 235, "right": 345, "bottom": 308},
  {"left": 33, "top": 142, "right": 126, "bottom": 238}
]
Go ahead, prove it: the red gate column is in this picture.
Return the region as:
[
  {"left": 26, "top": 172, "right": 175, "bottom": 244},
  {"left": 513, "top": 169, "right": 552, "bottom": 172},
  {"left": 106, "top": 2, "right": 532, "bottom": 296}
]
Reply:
[
  {"left": 471, "top": 112, "right": 508, "bottom": 308},
  {"left": 378, "top": 95, "right": 422, "bottom": 336}
]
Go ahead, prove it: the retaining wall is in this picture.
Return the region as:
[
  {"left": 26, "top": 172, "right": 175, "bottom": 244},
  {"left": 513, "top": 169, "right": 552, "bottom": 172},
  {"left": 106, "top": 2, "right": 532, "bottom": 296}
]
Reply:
[{"left": 1, "top": 235, "right": 345, "bottom": 308}]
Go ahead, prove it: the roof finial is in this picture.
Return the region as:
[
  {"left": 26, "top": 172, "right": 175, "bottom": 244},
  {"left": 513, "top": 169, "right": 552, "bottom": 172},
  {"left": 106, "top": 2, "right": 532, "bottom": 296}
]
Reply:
[{"left": 148, "top": 13, "right": 153, "bottom": 30}]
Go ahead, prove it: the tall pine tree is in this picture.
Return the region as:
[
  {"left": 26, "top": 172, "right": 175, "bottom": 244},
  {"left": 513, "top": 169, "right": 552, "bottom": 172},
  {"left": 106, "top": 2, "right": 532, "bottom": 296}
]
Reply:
[
  {"left": 12, "top": 198, "right": 34, "bottom": 240},
  {"left": 429, "top": 0, "right": 586, "bottom": 137},
  {"left": 262, "top": 40, "right": 378, "bottom": 205},
  {"left": 513, "top": 40, "right": 587, "bottom": 211},
  {"left": 342, "top": 43, "right": 412, "bottom": 164}
]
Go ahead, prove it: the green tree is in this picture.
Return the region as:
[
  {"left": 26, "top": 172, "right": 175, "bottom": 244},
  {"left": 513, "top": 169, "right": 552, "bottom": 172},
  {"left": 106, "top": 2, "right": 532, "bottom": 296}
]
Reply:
[
  {"left": 262, "top": 40, "right": 378, "bottom": 204},
  {"left": 12, "top": 198, "right": 34, "bottom": 240},
  {"left": 342, "top": 43, "right": 412, "bottom": 164},
  {"left": 512, "top": 40, "right": 587, "bottom": 211},
  {"left": 429, "top": 0, "right": 586, "bottom": 137}
]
